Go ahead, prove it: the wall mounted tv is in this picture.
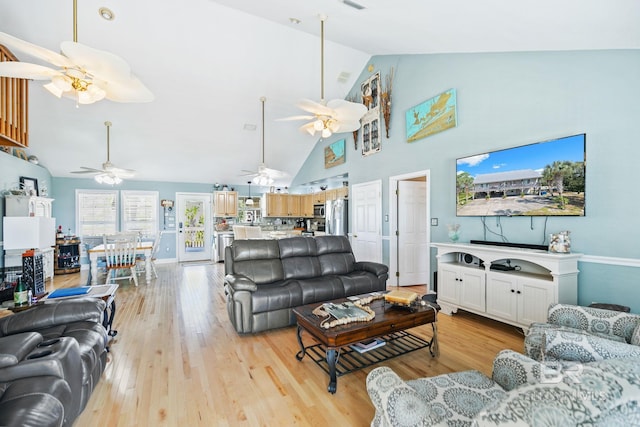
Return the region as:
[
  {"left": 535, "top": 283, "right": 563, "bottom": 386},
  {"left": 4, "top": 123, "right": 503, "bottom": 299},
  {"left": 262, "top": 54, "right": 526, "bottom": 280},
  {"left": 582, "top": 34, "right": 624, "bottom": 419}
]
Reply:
[{"left": 456, "top": 134, "right": 586, "bottom": 217}]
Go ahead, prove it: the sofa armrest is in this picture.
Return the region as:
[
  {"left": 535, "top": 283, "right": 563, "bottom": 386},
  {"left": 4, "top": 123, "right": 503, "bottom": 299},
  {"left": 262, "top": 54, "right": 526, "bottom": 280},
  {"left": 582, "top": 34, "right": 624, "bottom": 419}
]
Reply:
[
  {"left": 492, "top": 349, "right": 553, "bottom": 391},
  {"left": 0, "top": 333, "right": 43, "bottom": 369},
  {"left": 0, "top": 299, "right": 106, "bottom": 336},
  {"left": 224, "top": 274, "right": 258, "bottom": 293},
  {"left": 354, "top": 261, "right": 388, "bottom": 278}
]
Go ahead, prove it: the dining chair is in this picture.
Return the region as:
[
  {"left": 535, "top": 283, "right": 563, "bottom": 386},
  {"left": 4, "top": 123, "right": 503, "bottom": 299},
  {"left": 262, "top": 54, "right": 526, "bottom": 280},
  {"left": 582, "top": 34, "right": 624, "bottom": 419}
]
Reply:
[{"left": 103, "top": 233, "right": 139, "bottom": 286}]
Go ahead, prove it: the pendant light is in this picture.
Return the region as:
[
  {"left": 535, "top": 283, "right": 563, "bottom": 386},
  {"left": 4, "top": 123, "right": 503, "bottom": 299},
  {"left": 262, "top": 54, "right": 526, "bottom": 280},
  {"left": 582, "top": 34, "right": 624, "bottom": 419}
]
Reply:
[{"left": 246, "top": 181, "right": 254, "bottom": 206}]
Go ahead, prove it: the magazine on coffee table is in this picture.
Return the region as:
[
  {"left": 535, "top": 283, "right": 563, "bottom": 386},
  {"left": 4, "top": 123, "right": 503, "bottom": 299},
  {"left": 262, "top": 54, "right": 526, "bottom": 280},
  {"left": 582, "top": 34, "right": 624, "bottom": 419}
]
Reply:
[
  {"left": 321, "top": 302, "right": 371, "bottom": 321},
  {"left": 350, "top": 338, "right": 386, "bottom": 353}
]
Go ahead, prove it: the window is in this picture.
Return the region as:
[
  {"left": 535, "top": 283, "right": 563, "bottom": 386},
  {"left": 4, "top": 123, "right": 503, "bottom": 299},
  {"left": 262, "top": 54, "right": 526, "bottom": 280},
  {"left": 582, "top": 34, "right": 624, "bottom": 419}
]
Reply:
[
  {"left": 121, "top": 191, "right": 159, "bottom": 237},
  {"left": 76, "top": 190, "right": 159, "bottom": 239},
  {"left": 76, "top": 190, "right": 118, "bottom": 238}
]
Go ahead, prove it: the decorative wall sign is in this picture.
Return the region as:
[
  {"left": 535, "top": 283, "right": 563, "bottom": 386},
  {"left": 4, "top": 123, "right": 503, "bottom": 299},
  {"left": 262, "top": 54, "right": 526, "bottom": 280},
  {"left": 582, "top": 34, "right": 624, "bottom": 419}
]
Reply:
[
  {"left": 324, "top": 139, "right": 346, "bottom": 169},
  {"left": 361, "top": 71, "right": 381, "bottom": 156},
  {"left": 406, "top": 88, "right": 457, "bottom": 142}
]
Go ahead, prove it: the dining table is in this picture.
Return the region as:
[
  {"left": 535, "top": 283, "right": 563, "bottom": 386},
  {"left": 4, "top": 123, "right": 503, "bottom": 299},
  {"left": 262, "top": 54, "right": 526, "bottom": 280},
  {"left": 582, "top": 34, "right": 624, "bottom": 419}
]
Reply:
[{"left": 88, "top": 242, "right": 154, "bottom": 285}]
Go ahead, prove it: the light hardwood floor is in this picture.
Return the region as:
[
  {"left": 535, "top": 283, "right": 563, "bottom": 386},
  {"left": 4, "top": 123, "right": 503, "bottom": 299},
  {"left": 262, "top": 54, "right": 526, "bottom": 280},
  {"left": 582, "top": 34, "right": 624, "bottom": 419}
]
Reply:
[{"left": 48, "top": 262, "right": 524, "bottom": 426}]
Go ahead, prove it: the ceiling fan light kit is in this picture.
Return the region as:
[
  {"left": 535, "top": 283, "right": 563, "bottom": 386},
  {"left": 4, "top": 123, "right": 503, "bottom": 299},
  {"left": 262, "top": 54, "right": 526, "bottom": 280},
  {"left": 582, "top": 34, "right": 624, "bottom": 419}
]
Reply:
[
  {"left": 0, "top": 0, "right": 152, "bottom": 106},
  {"left": 281, "top": 15, "right": 367, "bottom": 139},
  {"left": 71, "top": 121, "right": 135, "bottom": 185}
]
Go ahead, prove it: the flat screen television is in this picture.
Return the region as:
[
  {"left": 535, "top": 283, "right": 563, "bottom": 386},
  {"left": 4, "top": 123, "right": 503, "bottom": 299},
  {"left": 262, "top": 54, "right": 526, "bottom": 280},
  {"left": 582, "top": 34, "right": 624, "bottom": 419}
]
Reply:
[{"left": 456, "top": 134, "right": 586, "bottom": 217}]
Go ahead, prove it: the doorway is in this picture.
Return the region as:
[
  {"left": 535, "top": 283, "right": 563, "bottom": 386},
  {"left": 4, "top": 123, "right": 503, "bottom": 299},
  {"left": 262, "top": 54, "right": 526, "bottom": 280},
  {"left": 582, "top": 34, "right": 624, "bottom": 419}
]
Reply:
[
  {"left": 176, "top": 193, "right": 213, "bottom": 262},
  {"left": 389, "top": 170, "right": 431, "bottom": 289}
]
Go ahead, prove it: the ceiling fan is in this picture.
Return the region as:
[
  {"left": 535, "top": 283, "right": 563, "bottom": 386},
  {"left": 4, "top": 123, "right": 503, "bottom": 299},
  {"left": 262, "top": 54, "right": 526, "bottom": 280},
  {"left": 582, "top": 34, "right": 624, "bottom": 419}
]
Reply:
[
  {"left": 0, "top": 0, "right": 153, "bottom": 105},
  {"left": 241, "top": 97, "right": 288, "bottom": 186},
  {"left": 278, "top": 15, "right": 366, "bottom": 138},
  {"left": 71, "top": 121, "right": 135, "bottom": 185}
]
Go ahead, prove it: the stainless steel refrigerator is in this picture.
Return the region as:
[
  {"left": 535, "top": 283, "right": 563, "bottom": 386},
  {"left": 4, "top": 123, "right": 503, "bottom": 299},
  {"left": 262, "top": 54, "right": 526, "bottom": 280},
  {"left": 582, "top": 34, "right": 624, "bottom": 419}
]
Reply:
[{"left": 325, "top": 199, "right": 348, "bottom": 236}]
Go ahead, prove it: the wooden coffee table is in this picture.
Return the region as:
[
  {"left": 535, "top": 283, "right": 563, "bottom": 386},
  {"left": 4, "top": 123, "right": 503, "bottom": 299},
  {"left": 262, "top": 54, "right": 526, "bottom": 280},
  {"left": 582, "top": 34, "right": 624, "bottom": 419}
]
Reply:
[{"left": 293, "top": 295, "right": 438, "bottom": 393}]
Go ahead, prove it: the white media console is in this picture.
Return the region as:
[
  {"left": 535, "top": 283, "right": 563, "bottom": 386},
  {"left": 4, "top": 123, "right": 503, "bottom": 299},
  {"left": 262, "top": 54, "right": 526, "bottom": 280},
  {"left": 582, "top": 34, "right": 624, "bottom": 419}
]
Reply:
[{"left": 433, "top": 242, "right": 582, "bottom": 330}]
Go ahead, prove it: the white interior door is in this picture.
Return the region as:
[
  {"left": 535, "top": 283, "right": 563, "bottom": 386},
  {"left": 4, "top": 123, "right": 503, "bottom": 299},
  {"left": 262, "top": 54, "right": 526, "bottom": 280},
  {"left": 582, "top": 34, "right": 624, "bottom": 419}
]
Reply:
[
  {"left": 176, "top": 193, "right": 213, "bottom": 262},
  {"left": 351, "top": 180, "right": 382, "bottom": 263},
  {"left": 397, "top": 180, "right": 429, "bottom": 286}
]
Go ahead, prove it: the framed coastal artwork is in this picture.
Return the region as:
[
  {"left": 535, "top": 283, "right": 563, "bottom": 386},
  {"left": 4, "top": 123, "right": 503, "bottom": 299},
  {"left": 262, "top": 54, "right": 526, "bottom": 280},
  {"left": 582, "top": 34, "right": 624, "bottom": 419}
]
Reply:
[
  {"left": 324, "top": 139, "right": 346, "bottom": 168},
  {"left": 405, "top": 88, "right": 457, "bottom": 143}
]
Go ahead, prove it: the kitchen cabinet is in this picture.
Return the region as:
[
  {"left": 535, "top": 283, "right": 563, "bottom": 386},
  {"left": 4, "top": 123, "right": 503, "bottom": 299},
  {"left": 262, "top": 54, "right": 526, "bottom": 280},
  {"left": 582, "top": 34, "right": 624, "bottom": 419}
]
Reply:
[
  {"left": 213, "top": 191, "right": 238, "bottom": 217},
  {"left": 433, "top": 242, "right": 581, "bottom": 330},
  {"left": 335, "top": 187, "right": 349, "bottom": 199},
  {"left": 262, "top": 194, "right": 304, "bottom": 217},
  {"left": 313, "top": 192, "right": 326, "bottom": 205},
  {"left": 299, "top": 194, "right": 314, "bottom": 217},
  {"left": 325, "top": 189, "right": 338, "bottom": 201}
]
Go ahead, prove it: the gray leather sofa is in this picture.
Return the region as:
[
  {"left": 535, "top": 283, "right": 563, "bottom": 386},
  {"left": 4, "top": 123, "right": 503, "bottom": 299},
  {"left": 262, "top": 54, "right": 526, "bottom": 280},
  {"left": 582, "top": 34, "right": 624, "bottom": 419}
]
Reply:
[
  {"left": 0, "top": 298, "right": 108, "bottom": 427},
  {"left": 224, "top": 235, "right": 389, "bottom": 334}
]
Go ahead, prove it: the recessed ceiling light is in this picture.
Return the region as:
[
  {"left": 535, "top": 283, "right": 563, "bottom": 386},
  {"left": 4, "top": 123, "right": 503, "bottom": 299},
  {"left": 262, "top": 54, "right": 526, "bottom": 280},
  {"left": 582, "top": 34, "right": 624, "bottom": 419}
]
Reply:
[
  {"left": 243, "top": 124, "right": 257, "bottom": 131},
  {"left": 99, "top": 7, "right": 114, "bottom": 21},
  {"left": 289, "top": 17, "right": 301, "bottom": 24}
]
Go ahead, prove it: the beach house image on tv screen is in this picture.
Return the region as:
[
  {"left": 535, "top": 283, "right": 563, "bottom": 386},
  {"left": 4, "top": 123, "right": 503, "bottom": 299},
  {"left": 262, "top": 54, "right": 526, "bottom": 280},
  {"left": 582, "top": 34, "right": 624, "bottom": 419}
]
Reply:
[{"left": 456, "top": 134, "right": 586, "bottom": 217}]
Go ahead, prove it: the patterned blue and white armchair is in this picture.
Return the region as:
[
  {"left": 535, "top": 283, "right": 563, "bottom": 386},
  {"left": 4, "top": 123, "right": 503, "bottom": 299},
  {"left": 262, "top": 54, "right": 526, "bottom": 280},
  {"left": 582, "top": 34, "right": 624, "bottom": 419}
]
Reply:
[
  {"left": 524, "top": 303, "right": 640, "bottom": 363},
  {"left": 366, "top": 350, "right": 640, "bottom": 426}
]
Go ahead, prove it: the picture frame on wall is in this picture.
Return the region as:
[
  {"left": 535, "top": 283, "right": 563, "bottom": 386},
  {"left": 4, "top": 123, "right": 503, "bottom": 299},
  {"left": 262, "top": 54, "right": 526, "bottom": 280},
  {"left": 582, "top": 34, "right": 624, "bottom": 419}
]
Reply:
[
  {"left": 19, "top": 176, "right": 39, "bottom": 196},
  {"left": 405, "top": 88, "right": 457, "bottom": 143},
  {"left": 324, "top": 139, "right": 346, "bottom": 168}
]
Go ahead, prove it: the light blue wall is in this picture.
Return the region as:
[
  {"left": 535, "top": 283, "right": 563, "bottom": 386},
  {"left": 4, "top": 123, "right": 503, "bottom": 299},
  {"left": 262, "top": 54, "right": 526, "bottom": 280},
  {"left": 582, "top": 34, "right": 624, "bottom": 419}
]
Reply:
[
  {"left": 51, "top": 177, "right": 215, "bottom": 260},
  {"left": 292, "top": 49, "right": 640, "bottom": 312}
]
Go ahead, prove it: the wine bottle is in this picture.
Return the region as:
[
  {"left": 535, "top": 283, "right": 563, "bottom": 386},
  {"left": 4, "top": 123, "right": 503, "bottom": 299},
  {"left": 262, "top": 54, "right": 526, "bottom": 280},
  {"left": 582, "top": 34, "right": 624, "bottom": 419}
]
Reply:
[{"left": 13, "top": 277, "right": 28, "bottom": 307}]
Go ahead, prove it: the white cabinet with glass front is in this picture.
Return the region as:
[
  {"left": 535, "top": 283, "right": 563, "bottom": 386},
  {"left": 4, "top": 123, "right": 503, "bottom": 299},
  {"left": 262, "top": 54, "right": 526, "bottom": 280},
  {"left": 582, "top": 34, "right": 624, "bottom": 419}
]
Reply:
[{"left": 433, "top": 242, "right": 581, "bottom": 330}]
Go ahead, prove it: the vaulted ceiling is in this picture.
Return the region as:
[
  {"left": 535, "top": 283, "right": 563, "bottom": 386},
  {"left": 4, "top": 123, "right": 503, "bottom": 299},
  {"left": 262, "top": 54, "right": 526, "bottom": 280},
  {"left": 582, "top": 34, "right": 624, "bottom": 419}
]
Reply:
[{"left": 1, "top": 0, "right": 639, "bottom": 187}]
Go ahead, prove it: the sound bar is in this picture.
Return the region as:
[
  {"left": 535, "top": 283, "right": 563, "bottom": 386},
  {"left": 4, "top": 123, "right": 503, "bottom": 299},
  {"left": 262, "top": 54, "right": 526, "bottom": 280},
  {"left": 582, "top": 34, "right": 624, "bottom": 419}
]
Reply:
[{"left": 470, "top": 240, "right": 548, "bottom": 251}]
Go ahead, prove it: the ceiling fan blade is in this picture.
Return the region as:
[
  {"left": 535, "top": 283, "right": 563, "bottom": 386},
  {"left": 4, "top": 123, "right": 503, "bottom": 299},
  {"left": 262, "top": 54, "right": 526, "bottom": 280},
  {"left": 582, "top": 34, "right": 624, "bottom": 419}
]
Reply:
[
  {"left": 0, "top": 62, "right": 61, "bottom": 80},
  {"left": 275, "top": 115, "right": 316, "bottom": 122},
  {"left": 93, "top": 75, "right": 154, "bottom": 103},
  {"left": 71, "top": 167, "right": 102, "bottom": 174},
  {"left": 261, "top": 167, "right": 288, "bottom": 178},
  {"left": 326, "top": 99, "right": 368, "bottom": 122},
  {"left": 0, "top": 32, "right": 75, "bottom": 68},
  {"left": 60, "top": 41, "right": 131, "bottom": 79},
  {"left": 297, "top": 99, "right": 334, "bottom": 116}
]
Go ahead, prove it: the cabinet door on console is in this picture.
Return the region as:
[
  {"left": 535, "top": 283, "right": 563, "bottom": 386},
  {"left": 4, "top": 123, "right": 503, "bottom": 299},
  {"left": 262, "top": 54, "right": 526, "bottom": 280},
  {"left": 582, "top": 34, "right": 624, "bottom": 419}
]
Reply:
[
  {"left": 459, "top": 269, "right": 486, "bottom": 313},
  {"left": 486, "top": 274, "right": 518, "bottom": 323},
  {"left": 517, "top": 278, "right": 555, "bottom": 325}
]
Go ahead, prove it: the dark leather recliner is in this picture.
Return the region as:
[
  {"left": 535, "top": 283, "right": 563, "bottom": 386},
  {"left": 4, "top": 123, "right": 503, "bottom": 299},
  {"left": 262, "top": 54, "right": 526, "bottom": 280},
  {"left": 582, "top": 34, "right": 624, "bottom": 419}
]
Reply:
[
  {"left": 0, "top": 298, "right": 108, "bottom": 426},
  {"left": 224, "top": 236, "right": 389, "bottom": 334}
]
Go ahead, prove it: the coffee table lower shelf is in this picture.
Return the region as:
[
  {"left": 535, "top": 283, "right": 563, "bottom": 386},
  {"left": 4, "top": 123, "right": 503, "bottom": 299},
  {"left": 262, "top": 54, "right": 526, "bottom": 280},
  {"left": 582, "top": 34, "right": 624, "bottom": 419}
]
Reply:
[{"left": 300, "top": 330, "right": 432, "bottom": 381}]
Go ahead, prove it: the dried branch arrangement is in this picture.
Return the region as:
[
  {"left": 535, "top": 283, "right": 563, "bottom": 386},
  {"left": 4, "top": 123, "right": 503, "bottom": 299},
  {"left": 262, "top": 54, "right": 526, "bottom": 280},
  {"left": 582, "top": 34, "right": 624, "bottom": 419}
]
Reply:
[
  {"left": 345, "top": 93, "right": 360, "bottom": 150},
  {"left": 380, "top": 67, "right": 395, "bottom": 138}
]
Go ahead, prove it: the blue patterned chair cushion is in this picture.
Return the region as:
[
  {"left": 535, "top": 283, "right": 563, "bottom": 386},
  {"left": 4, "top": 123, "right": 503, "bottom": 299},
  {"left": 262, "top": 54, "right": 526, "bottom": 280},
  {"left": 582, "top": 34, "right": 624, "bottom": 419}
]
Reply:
[
  {"left": 366, "top": 350, "right": 547, "bottom": 427},
  {"left": 632, "top": 324, "right": 640, "bottom": 346},
  {"left": 544, "top": 329, "right": 640, "bottom": 363},
  {"left": 368, "top": 352, "right": 640, "bottom": 426},
  {"left": 524, "top": 304, "right": 640, "bottom": 362},
  {"left": 475, "top": 357, "right": 640, "bottom": 426}
]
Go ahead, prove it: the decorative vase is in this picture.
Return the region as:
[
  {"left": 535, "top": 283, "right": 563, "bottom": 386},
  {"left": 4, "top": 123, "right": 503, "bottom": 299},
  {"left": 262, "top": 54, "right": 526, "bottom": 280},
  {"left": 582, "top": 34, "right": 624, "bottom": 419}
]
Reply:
[
  {"left": 549, "top": 231, "right": 571, "bottom": 253},
  {"left": 447, "top": 224, "right": 461, "bottom": 243}
]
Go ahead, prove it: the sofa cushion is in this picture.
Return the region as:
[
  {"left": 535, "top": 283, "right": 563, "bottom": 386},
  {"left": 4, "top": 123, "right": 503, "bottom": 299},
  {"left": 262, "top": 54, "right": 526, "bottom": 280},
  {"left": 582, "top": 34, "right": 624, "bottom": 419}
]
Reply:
[
  {"left": 339, "top": 271, "right": 383, "bottom": 296},
  {"left": 316, "top": 236, "right": 356, "bottom": 276},
  {"left": 298, "top": 277, "right": 345, "bottom": 305},
  {"left": 0, "top": 376, "right": 73, "bottom": 427},
  {"left": 279, "top": 237, "right": 322, "bottom": 280},
  {"left": 251, "top": 281, "right": 303, "bottom": 314},
  {"left": 230, "top": 240, "right": 284, "bottom": 285}
]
